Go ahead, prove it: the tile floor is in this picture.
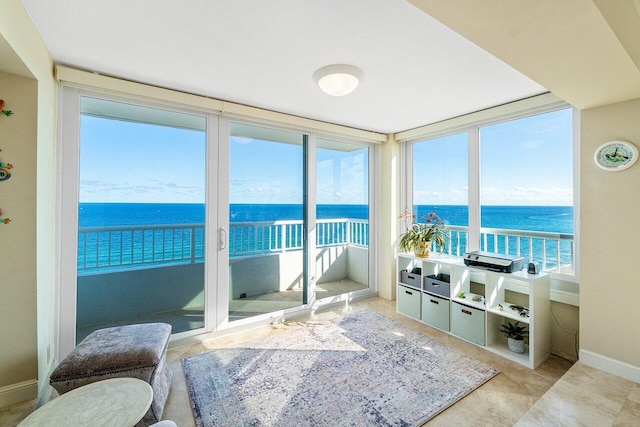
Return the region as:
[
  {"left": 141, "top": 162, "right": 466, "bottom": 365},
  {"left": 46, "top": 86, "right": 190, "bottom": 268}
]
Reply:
[{"left": 2, "top": 296, "right": 638, "bottom": 426}]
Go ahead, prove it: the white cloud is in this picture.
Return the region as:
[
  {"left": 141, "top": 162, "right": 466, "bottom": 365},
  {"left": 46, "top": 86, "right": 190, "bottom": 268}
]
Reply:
[
  {"left": 481, "top": 186, "right": 572, "bottom": 205},
  {"left": 414, "top": 187, "right": 468, "bottom": 205},
  {"left": 414, "top": 185, "right": 572, "bottom": 206},
  {"left": 521, "top": 140, "right": 544, "bottom": 149},
  {"left": 79, "top": 179, "right": 204, "bottom": 203}
]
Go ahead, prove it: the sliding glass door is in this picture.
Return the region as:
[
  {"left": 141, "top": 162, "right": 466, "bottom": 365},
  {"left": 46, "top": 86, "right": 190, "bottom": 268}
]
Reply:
[
  {"left": 76, "top": 97, "right": 207, "bottom": 342},
  {"left": 315, "top": 138, "right": 369, "bottom": 298},
  {"left": 60, "top": 88, "right": 376, "bottom": 354},
  {"left": 227, "top": 123, "right": 306, "bottom": 321}
]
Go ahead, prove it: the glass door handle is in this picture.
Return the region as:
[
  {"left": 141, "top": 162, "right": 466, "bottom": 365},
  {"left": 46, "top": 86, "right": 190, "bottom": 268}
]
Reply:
[{"left": 219, "top": 227, "right": 227, "bottom": 250}]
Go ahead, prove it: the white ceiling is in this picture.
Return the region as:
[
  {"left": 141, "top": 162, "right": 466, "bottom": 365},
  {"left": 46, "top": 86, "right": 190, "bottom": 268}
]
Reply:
[{"left": 19, "top": 0, "right": 546, "bottom": 134}]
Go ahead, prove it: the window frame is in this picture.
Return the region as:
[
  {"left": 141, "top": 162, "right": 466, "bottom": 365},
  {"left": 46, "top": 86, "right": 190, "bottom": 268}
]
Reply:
[
  {"left": 57, "top": 84, "right": 381, "bottom": 358},
  {"left": 58, "top": 87, "right": 217, "bottom": 357},
  {"left": 401, "top": 101, "right": 579, "bottom": 282}
]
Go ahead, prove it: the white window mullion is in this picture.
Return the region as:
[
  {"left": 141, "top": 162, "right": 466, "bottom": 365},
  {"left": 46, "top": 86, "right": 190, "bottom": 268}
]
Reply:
[
  {"left": 370, "top": 142, "right": 381, "bottom": 294},
  {"left": 205, "top": 113, "right": 220, "bottom": 334},
  {"left": 467, "top": 127, "right": 481, "bottom": 252},
  {"left": 216, "top": 117, "right": 230, "bottom": 329},
  {"left": 306, "top": 133, "right": 317, "bottom": 306}
]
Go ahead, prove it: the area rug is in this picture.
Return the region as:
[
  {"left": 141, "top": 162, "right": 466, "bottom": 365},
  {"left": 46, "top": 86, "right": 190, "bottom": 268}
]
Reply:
[{"left": 182, "top": 310, "right": 499, "bottom": 426}]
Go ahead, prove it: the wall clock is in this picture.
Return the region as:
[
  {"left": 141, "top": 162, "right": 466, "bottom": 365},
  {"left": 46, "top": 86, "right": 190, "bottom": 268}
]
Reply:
[{"left": 593, "top": 140, "right": 638, "bottom": 172}]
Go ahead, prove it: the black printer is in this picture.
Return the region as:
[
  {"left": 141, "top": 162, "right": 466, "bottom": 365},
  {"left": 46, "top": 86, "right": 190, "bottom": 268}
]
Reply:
[{"left": 463, "top": 251, "right": 525, "bottom": 273}]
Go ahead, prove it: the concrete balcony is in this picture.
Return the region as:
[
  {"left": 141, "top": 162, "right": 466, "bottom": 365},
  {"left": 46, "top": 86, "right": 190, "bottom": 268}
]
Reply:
[
  {"left": 76, "top": 219, "right": 369, "bottom": 341},
  {"left": 75, "top": 220, "right": 574, "bottom": 341}
]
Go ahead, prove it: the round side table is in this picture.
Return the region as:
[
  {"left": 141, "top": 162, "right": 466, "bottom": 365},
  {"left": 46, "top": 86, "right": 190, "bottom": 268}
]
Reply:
[{"left": 19, "top": 377, "right": 153, "bottom": 427}]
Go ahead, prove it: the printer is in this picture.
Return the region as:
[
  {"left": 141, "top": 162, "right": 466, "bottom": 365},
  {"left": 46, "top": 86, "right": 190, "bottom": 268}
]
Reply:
[{"left": 463, "top": 251, "right": 525, "bottom": 273}]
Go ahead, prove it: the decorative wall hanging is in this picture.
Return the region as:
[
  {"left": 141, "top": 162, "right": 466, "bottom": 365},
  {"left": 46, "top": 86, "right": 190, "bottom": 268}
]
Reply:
[
  {"left": 0, "top": 161, "right": 12, "bottom": 181},
  {"left": 0, "top": 98, "right": 14, "bottom": 181},
  {"left": 594, "top": 140, "right": 638, "bottom": 172},
  {"left": 0, "top": 99, "right": 13, "bottom": 117},
  {"left": 0, "top": 98, "right": 14, "bottom": 224},
  {"left": 0, "top": 209, "right": 10, "bottom": 224}
]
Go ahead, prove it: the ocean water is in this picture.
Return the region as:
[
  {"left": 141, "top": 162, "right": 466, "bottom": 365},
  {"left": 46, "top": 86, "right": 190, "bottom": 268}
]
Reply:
[
  {"left": 413, "top": 205, "right": 573, "bottom": 269},
  {"left": 77, "top": 203, "right": 574, "bottom": 271},
  {"left": 414, "top": 205, "right": 573, "bottom": 234},
  {"left": 79, "top": 203, "right": 570, "bottom": 231},
  {"left": 78, "top": 203, "right": 369, "bottom": 227}
]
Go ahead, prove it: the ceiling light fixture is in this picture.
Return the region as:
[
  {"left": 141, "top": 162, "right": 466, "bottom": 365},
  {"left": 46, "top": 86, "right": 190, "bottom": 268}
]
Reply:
[{"left": 313, "top": 64, "right": 363, "bottom": 97}]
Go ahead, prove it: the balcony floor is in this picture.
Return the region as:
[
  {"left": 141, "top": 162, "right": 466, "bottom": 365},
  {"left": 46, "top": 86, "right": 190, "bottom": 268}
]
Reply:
[
  {"left": 76, "top": 279, "right": 367, "bottom": 341},
  {"left": 229, "top": 278, "right": 367, "bottom": 321}
]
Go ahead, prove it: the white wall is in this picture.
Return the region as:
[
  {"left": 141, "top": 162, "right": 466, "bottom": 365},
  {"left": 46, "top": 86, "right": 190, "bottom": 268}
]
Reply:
[
  {"left": 316, "top": 246, "right": 348, "bottom": 283},
  {"left": 580, "top": 97, "right": 640, "bottom": 380},
  {"left": 347, "top": 245, "right": 368, "bottom": 285},
  {"left": 77, "top": 264, "right": 205, "bottom": 325},
  {"left": 379, "top": 135, "right": 400, "bottom": 300},
  {"left": 0, "top": 2, "right": 56, "bottom": 407},
  {"left": 230, "top": 246, "right": 368, "bottom": 299},
  {"left": 0, "top": 71, "right": 38, "bottom": 405}
]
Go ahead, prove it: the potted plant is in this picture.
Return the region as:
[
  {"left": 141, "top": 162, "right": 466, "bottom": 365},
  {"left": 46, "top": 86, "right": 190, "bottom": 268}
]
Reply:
[
  {"left": 398, "top": 210, "right": 449, "bottom": 258},
  {"left": 500, "top": 320, "right": 529, "bottom": 353}
]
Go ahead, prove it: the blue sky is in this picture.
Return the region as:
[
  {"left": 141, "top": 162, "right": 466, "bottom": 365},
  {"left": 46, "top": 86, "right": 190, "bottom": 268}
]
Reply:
[
  {"left": 79, "top": 116, "right": 206, "bottom": 203},
  {"left": 229, "top": 138, "right": 369, "bottom": 204},
  {"left": 229, "top": 137, "right": 303, "bottom": 204},
  {"left": 413, "top": 108, "right": 573, "bottom": 206},
  {"left": 80, "top": 108, "right": 571, "bottom": 206},
  {"left": 79, "top": 116, "right": 369, "bottom": 204}
]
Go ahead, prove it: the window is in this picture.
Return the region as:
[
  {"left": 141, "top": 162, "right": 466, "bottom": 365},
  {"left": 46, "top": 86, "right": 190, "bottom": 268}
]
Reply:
[
  {"left": 76, "top": 96, "right": 207, "bottom": 342},
  {"left": 227, "top": 123, "right": 306, "bottom": 321},
  {"left": 479, "top": 109, "right": 573, "bottom": 273},
  {"left": 407, "top": 106, "right": 575, "bottom": 275},
  {"left": 412, "top": 133, "right": 468, "bottom": 255},
  {"left": 223, "top": 126, "right": 375, "bottom": 322},
  {"left": 316, "top": 138, "right": 370, "bottom": 297},
  {"left": 58, "top": 82, "right": 380, "bottom": 356}
]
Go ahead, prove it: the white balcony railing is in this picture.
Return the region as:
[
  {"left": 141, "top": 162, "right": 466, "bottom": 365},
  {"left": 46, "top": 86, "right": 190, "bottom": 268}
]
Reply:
[
  {"left": 78, "top": 219, "right": 369, "bottom": 273},
  {"left": 78, "top": 220, "right": 574, "bottom": 275},
  {"left": 227, "top": 218, "right": 369, "bottom": 255},
  {"left": 77, "top": 223, "right": 205, "bottom": 272},
  {"left": 441, "top": 225, "right": 575, "bottom": 274}
]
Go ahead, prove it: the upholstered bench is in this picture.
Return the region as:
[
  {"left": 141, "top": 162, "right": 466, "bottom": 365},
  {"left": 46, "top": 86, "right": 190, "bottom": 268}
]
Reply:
[{"left": 50, "top": 323, "right": 172, "bottom": 426}]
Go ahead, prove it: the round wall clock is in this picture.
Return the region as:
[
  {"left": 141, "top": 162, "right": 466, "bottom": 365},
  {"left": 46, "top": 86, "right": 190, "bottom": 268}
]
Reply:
[{"left": 593, "top": 140, "right": 638, "bottom": 171}]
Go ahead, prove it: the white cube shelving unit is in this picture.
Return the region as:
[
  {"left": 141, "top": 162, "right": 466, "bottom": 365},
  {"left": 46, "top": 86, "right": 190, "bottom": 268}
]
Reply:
[{"left": 396, "top": 252, "right": 550, "bottom": 369}]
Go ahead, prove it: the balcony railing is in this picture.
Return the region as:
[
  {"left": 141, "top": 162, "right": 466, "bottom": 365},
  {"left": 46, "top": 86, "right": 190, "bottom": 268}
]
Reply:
[
  {"left": 77, "top": 224, "right": 205, "bottom": 272},
  {"left": 227, "top": 218, "right": 369, "bottom": 256},
  {"left": 78, "top": 219, "right": 369, "bottom": 273},
  {"left": 78, "top": 220, "right": 574, "bottom": 275},
  {"left": 442, "top": 225, "right": 575, "bottom": 274}
]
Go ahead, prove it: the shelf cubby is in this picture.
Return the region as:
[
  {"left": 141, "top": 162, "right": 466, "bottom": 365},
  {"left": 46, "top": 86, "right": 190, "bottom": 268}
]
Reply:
[{"left": 396, "top": 252, "right": 550, "bottom": 369}]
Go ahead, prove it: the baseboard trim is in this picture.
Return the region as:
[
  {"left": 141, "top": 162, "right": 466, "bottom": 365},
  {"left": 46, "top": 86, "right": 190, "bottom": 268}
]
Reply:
[
  {"left": 550, "top": 289, "right": 579, "bottom": 307},
  {"left": 579, "top": 349, "right": 640, "bottom": 383},
  {"left": 0, "top": 379, "right": 38, "bottom": 409}
]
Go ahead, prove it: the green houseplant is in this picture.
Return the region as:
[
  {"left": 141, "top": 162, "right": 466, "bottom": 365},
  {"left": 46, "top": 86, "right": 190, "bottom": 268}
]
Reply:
[
  {"left": 398, "top": 210, "right": 449, "bottom": 258},
  {"left": 500, "top": 320, "right": 529, "bottom": 353}
]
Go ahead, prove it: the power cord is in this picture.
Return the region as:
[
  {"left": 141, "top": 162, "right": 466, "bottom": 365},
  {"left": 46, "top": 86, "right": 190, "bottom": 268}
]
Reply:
[{"left": 550, "top": 303, "right": 579, "bottom": 362}]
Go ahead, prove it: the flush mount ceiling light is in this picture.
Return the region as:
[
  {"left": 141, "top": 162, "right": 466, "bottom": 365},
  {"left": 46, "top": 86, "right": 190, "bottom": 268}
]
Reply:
[{"left": 313, "top": 64, "right": 364, "bottom": 96}]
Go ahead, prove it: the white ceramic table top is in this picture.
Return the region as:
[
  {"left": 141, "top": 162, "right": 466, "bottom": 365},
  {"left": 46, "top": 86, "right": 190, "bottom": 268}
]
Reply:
[{"left": 19, "top": 377, "right": 153, "bottom": 427}]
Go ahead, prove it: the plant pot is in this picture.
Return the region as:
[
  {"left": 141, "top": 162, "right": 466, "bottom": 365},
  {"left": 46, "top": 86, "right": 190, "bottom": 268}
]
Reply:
[
  {"left": 414, "top": 241, "right": 431, "bottom": 258},
  {"left": 507, "top": 337, "right": 525, "bottom": 353}
]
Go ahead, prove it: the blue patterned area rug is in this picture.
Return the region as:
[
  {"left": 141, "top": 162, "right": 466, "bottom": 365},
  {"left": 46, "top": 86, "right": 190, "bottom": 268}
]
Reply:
[{"left": 182, "top": 310, "right": 499, "bottom": 426}]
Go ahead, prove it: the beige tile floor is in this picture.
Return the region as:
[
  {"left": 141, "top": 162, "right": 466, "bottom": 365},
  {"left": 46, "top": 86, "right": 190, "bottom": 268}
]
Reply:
[{"left": 2, "top": 297, "right": 638, "bottom": 426}]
